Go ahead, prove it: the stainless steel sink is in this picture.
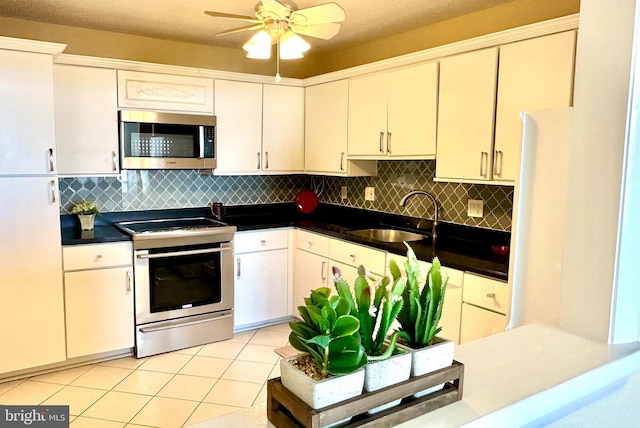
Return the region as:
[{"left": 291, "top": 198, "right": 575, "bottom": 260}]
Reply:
[{"left": 346, "top": 228, "right": 427, "bottom": 243}]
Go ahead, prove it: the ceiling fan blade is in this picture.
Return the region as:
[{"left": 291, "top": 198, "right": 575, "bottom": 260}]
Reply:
[
  {"left": 260, "top": 0, "right": 289, "bottom": 18},
  {"left": 290, "top": 22, "right": 341, "bottom": 40},
  {"left": 204, "top": 11, "right": 262, "bottom": 23},
  {"left": 216, "top": 24, "right": 265, "bottom": 37},
  {"left": 290, "top": 3, "right": 345, "bottom": 25}
]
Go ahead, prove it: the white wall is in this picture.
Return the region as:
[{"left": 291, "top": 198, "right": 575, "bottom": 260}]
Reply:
[{"left": 559, "top": 0, "right": 637, "bottom": 342}]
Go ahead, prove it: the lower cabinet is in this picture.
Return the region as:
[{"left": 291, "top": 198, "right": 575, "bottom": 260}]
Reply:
[
  {"left": 292, "top": 230, "right": 330, "bottom": 311},
  {"left": 234, "top": 229, "right": 289, "bottom": 329},
  {"left": 62, "top": 242, "right": 134, "bottom": 358},
  {"left": 460, "top": 273, "right": 509, "bottom": 343},
  {"left": 460, "top": 304, "right": 507, "bottom": 344}
]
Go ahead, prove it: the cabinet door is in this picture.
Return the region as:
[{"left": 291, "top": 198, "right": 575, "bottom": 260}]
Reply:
[
  {"left": 54, "top": 65, "right": 119, "bottom": 175},
  {"left": 387, "top": 62, "right": 439, "bottom": 158},
  {"left": 460, "top": 303, "right": 507, "bottom": 344},
  {"left": 0, "top": 49, "right": 57, "bottom": 175},
  {"left": 0, "top": 177, "right": 65, "bottom": 373},
  {"left": 65, "top": 267, "right": 134, "bottom": 358},
  {"left": 494, "top": 31, "right": 576, "bottom": 181},
  {"left": 292, "top": 249, "right": 328, "bottom": 313},
  {"left": 263, "top": 85, "right": 305, "bottom": 172},
  {"left": 347, "top": 73, "right": 388, "bottom": 156},
  {"left": 214, "top": 80, "right": 263, "bottom": 173},
  {"left": 305, "top": 80, "right": 349, "bottom": 173},
  {"left": 436, "top": 48, "right": 498, "bottom": 181},
  {"left": 439, "top": 267, "right": 463, "bottom": 345},
  {"left": 234, "top": 249, "right": 289, "bottom": 328}
]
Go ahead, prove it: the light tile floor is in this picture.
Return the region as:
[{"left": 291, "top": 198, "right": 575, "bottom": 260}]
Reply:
[{"left": 0, "top": 323, "right": 292, "bottom": 427}]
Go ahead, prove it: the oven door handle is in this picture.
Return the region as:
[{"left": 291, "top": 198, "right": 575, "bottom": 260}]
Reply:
[
  {"left": 138, "top": 311, "right": 233, "bottom": 333},
  {"left": 136, "top": 247, "right": 231, "bottom": 259}
]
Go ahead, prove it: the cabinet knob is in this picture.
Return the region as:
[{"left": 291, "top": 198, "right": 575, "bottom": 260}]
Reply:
[
  {"left": 349, "top": 253, "right": 356, "bottom": 259},
  {"left": 260, "top": 240, "right": 266, "bottom": 245},
  {"left": 96, "top": 254, "right": 103, "bottom": 259},
  {"left": 486, "top": 292, "right": 496, "bottom": 298}
]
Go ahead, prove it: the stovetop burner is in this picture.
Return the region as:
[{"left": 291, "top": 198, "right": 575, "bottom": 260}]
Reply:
[{"left": 115, "top": 217, "right": 237, "bottom": 249}]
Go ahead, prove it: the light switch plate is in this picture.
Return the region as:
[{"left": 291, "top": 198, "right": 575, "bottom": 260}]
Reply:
[
  {"left": 364, "top": 187, "right": 375, "bottom": 201},
  {"left": 468, "top": 199, "right": 484, "bottom": 218},
  {"left": 341, "top": 186, "right": 348, "bottom": 200}
]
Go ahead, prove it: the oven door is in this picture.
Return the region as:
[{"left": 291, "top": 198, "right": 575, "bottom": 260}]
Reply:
[{"left": 134, "top": 241, "right": 233, "bottom": 325}]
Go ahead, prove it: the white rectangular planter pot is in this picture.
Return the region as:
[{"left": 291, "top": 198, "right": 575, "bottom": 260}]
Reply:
[
  {"left": 399, "top": 337, "right": 455, "bottom": 397},
  {"left": 363, "top": 348, "right": 412, "bottom": 413},
  {"left": 280, "top": 355, "right": 365, "bottom": 410}
]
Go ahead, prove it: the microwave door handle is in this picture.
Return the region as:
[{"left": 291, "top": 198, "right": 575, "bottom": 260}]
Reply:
[{"left": 198, "top": 126, "right": 205, "bottom": 158}]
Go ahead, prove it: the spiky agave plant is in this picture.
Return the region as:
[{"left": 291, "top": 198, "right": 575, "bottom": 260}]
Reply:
[
  {"left": 288, "top": 287, "right": 367, "bottom": 379},
  {"left": 392, "top": 244, "right": 448, "bottom": 349},
  {"left": 333, "top": 266, "right": 405, "bottom": 361}
]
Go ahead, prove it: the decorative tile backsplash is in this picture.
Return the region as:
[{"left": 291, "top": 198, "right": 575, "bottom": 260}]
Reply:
[{"left": 59, "top": 160, "right": 513, "bottom": 231}]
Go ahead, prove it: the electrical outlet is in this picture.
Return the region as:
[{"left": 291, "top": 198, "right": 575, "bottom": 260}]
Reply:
[
  {"left": 468, "top": 199, "right": 484, "bottom": 218},
  {"left": 364, "top": 187, "right": 375, "bottom": 201},
  {"left": 340, "top": 186, "right": 348, "bottom": 200}
]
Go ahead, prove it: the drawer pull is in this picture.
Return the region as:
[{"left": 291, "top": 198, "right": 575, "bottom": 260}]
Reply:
[
  {"left": 236, "top": 258, "right": 241, "bottom": 278},
  {"left": 486, "top": 292, "right": 496, "bottom": 298},
  {"left": 126, "top": 270, "right": 132, "bottom": 292},
  {"left": 260, "top": 239, "right": 266, "bottom": 245},
  {"left": 321, "top": 261, "right": 327, "bottom": 281},
  {"left": 96, "top": 254, "right": 103, "bottom": 260},
  {"left": 308, "top": 241, "right": 313, "bottom": 248}
]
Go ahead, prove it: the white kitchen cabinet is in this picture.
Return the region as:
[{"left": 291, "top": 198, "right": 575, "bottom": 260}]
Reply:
[
  {"left": 54, "top": 65, "right": 119, "bottom": 176},
  {"left": 460, "top": 272, "right": 509, "bottom": 343},
  {"left": 117, "top": 70, "right": 214, "bottom": 114},
  {"left": 493, "top": 31, "right": 576, "bottom": 181},
  {"left": 0, "top": 49, "right": 57, "bottom": 175},
  {"left": 63, "top": 242, "right": 134, "bottom": 358},
  {"left": 0, "top": 176, "right": 66, "bottom": 374},
  {"left": 263, "top": 84, "right": 305, "bottom": 172},
  {"left": 348, "top": 62, "right": 439, "bottom": 159},
  {"left": 304, "top": 80, "right": 377, "bottom": 176},
  {"left": 436, "top": 47, "right": 499, "bottom": 182},
  {"left": 214, "top": 80, "right": 304, "bottom": 174},
  {"left": 292, "top": 230, "right": 330, "bottom": 311},
  {"left": 233, "top": 229, "right": 289, "bottom": 328}
]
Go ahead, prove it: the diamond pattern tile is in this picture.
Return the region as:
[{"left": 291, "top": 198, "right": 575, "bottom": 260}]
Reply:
[{"left": 59, "top": 161, "right": 513, "bottom": 231}]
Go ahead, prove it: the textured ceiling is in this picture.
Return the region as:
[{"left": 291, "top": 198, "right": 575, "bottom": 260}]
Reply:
[{"left": 0, "top": 0, "right": 518, "bottom": 55}]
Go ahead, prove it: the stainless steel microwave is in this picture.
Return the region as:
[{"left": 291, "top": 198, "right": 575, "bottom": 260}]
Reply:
[{"left": 119, "top": 110, "right": 216, "bottom": 170}]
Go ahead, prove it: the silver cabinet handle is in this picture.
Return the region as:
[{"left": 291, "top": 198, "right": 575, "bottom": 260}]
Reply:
[
  {"left": 321, "top": 261, "right": 327, "bottom": 281},
  {"left": 480, "top": 152, "right": 488, "bottom": 177},
  {"left": 112, "top": 151, "right": 118, "bottom": 171},
  {"left": 48, "top": 148, "right": 55, "bottom": 172},
  {"left": 236, "top": 258, "right": 241, "bottom": 278},
  {"left": 49, "top": 180, "right": 56, "bottom": 203},
  {"left": 340, "top": 152, "right": 345, "bottom": 171},
  {"left": 126, "top": 271, "right": 132, "bottom": 292},
  {"left": 379, "top": 132, "right": 384, "bottom": 152},
  {"left": 494, "top": 150, "right": 504, "bottom": 176},
  {"left": 139, "top": 311, "right": 232, "bottom": 333},
  {"left": 256, "top": 152, "right": 261, "bottom": 169},
  {"left": 265, "top": 151, "right": 269, "bottom": 169},
  {"left": 137, "top": 247, "right": 230, "bottom": 259},
  {"left": 387, "top": 132, "right": 392, "bottom": 154}
]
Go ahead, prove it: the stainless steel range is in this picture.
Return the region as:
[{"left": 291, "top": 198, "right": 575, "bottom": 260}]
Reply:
[{"left": 116, "top": 217, "right": 236, "bottom": 358}]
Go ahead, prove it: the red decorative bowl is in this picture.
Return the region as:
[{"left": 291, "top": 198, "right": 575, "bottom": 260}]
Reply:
[
  {"left": 491, "top": 245, "right": 510, "bottom": 256},
  {"left": 295, "top": 189, "right": 319, "bottom": 214}
]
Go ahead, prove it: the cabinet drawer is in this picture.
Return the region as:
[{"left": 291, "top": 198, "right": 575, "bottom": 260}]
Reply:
[
  {"left": 463, "top": 273, "right": 509, "bottom": 315},
  {"left": 234, "top": 229, "right": 289, "bottom": 253},
  {"left": 295, "top": 229, "right": 330, "bottom": 257},
  {"left": 460, "top": 303, "right": 507, "bottom": 344},
  {"left": 63, "top": 242, "right": 132, "bottom": 271},
  {"left": 329, "top": 239, "right": 386, "bottom": 275}
]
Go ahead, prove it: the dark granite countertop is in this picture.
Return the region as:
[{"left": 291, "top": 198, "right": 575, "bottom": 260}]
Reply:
[{"left": 61, "top": 203, "right": 510, "bottom": 281}]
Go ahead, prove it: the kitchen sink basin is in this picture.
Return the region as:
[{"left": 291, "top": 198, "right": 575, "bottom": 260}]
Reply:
[{"left": 346, "top": 228, "right": 427, "bottom": 243}]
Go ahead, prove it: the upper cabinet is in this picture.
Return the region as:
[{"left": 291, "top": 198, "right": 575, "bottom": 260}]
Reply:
[
  {"left": 54, "top": 65, "right": 119, "bottom": 176},
  {"left": 117, "top": 70, "right": 214, "bottom": 114},
  {"left": 436, "top": 47, "right": 499, "bottom": 182},
  {"left": 347, "top": 62, "right": 439, "bottom": 159},
  {"left": 214, "top": 80, "right": 304, "bottom": 174},
  {"left": 0, "top": 49, "right": 57, "bottom": 176},
  {"left": 305, "top": 80, "right": 376, "bottom": 176},
  {"left": 493, "top": 31, "right": 576, "bottom": 182},
  {"left": 436, "top": 31, "right": 576, "bottom": 183}
]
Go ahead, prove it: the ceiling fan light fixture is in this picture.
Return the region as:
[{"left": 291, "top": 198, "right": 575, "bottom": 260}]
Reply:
[
  {"left": 242, "top": 30, "right": 272, "bottom": 59},
  {"left": 279, "top": 31, "right": 310, "bottom": 60}
]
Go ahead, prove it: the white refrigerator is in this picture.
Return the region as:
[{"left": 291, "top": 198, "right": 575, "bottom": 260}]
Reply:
[{"left": 508, "top": 107, "right": 574, "bottom": 328}]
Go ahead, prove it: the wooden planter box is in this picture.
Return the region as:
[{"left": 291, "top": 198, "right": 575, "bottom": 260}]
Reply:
[{"left": 267, "top": 360, "right": 464, "bottom": 428}]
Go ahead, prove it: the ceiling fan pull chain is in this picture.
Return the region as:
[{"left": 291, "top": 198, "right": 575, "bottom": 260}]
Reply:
[{"left": 275, "top": 27, "right": 282, "bottom": 83}]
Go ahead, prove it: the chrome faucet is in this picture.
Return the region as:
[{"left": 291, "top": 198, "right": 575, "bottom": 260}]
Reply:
[{"left": 399, "top": 190, "right": 439, "bottom": 242}]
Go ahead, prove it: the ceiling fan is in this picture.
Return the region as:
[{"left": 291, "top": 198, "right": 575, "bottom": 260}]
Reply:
[{"left": 205, "top": 1, "right": 346, "bottom": 66}]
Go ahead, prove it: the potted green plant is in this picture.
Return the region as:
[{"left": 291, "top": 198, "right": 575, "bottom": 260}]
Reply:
[
  {"left": 70, "top": 200, "right": 100, "bottom": 231},
  {"left": 392, "top": 243, "right": 455, "bottom": 396},
  {"left": 282, "top": 287, "right": 367, "bottom": 410},
  {"left": 333, "top": 266, "right": 410, "bottom": 413}
]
